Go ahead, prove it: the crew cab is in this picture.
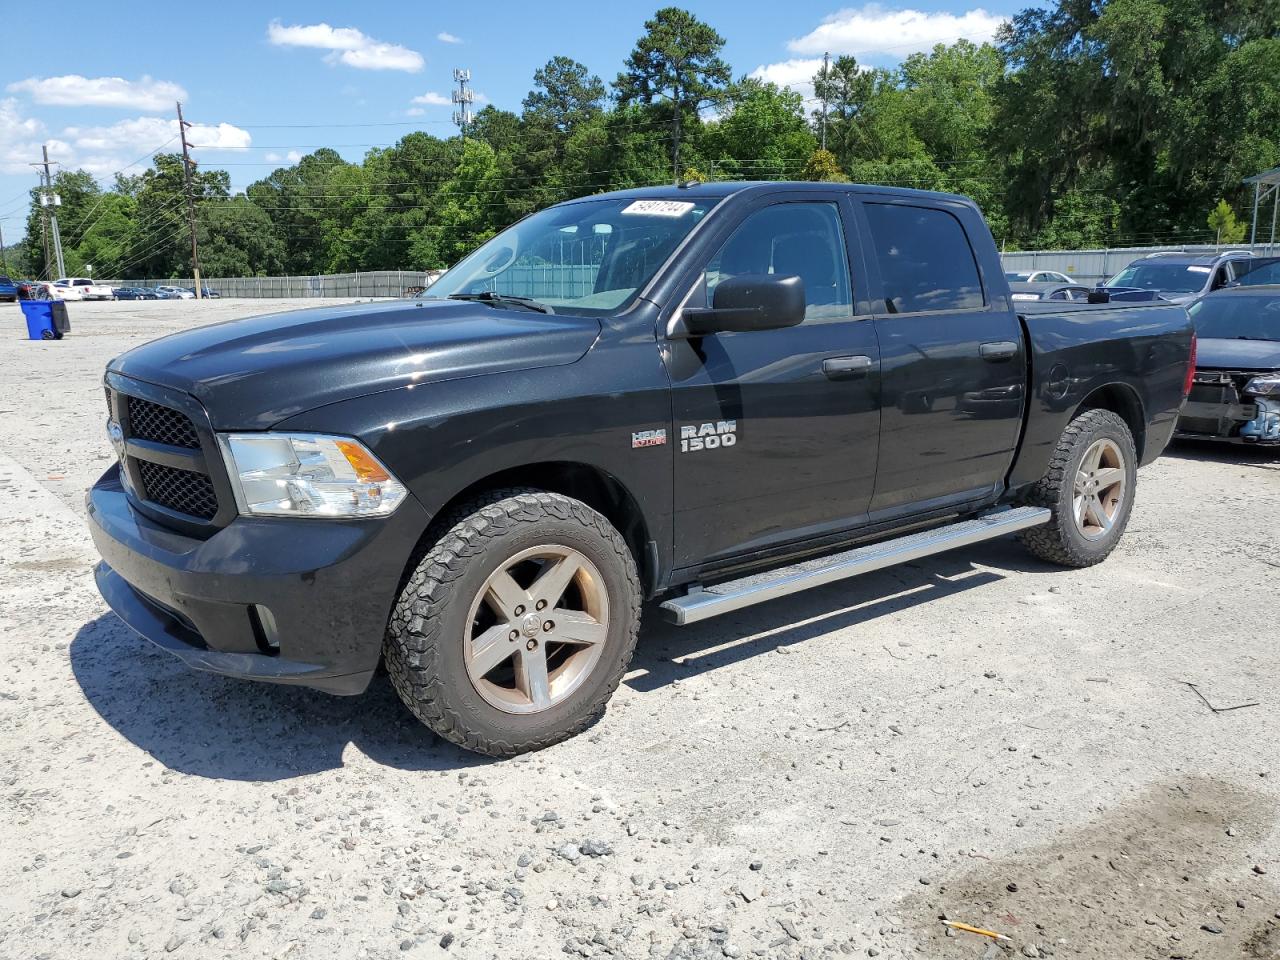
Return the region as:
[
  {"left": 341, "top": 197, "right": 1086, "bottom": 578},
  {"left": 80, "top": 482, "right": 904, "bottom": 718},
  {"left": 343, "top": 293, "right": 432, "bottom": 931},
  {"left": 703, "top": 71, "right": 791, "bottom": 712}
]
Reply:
[
  {"left": 54, "top": 277, "right": 115, "bottom": 301},
  {"left": 87, "top": 182, "right": 1195, "bottom": 757}
]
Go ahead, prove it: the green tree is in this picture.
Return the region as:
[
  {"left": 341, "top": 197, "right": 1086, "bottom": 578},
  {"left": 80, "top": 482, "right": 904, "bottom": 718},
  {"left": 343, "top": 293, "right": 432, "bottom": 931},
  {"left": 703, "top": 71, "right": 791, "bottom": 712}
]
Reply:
[
  {"left": 1207, "top": 199, "right": 1247, "bottom": 245},
  {"left": 198, "top": 198, "right": 286, "bottom": 276},
  {"left": 523, "top": 56, "right": 606, "bottom": 134},
  {"left": 614, "top": 7, "right": 731, "bottom": 180},
  {"left": 803, "top": 148, "right": 849, "bottom": 182},
  {"left": 701, "top": 78, "right": 815, "bottom": 180}
]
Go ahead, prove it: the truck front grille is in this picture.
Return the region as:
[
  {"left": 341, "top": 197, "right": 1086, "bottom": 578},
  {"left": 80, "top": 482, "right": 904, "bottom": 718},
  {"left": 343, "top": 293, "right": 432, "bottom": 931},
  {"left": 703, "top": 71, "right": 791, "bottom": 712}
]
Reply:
[
  {"left": 137, "top": 460, "right": 219, "bottom": 520},
  {"left": 108, "top": 382, "right": 224, "bottom": 527},
  {"left": 126, "top": 396, "right": 201, "bottom": 448}
]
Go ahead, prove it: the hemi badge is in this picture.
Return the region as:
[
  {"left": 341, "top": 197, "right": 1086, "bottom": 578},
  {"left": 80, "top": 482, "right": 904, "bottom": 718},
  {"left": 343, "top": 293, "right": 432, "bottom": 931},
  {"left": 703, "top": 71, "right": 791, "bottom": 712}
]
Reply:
[{"left": 632, "top": 429, "right": 667, "bottom": 449}]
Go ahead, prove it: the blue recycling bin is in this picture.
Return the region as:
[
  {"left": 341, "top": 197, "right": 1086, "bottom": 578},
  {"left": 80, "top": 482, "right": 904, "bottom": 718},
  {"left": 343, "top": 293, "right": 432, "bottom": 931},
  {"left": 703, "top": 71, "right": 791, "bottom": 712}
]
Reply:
[{"left": 20, "top": 300, "right": 69, "bottom": 340}]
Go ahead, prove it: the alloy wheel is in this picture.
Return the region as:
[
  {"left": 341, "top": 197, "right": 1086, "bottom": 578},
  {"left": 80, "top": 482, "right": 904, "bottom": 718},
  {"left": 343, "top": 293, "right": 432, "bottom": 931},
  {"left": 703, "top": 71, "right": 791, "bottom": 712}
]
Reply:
[
  {"left": 1072, "top": 437, "right": 1126, "bottom": 541},
  {"left": 463, "top": 544, "right": 609, "bottom": 714}
]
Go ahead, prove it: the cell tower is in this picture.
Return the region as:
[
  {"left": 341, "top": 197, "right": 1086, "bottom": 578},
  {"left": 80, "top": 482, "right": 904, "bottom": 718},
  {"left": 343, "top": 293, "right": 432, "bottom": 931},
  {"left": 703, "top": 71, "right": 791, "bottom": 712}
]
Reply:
[{"left": 452, "top": 68, "right": 473, "bottom": 138}]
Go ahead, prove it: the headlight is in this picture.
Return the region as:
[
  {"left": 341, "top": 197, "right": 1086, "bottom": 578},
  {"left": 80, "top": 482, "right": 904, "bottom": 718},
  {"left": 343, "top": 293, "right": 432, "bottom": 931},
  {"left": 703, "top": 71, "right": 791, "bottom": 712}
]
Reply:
[
  {"left": 218, "top": 433, "right": 407, "bottom": 518},
  {"left": 1243, "top": 374, "right": 1280, "bottom": 397}
]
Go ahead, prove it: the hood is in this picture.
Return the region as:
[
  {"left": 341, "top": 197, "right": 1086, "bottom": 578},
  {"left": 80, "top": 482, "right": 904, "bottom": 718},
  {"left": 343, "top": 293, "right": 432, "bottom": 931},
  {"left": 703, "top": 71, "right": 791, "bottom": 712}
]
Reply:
[
  {"left": 109, "top": 299, "right": 601, "bottom": 429},
  {"left": 1196, "top": 337, "right": 1280, "bottom": 371}
]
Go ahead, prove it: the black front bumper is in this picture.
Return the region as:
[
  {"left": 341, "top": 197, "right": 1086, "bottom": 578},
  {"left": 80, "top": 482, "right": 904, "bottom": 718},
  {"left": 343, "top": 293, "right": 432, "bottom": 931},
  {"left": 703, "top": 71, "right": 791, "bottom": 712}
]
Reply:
[{"left": 88, "top": 464, "right": 429, "bottom": 695}]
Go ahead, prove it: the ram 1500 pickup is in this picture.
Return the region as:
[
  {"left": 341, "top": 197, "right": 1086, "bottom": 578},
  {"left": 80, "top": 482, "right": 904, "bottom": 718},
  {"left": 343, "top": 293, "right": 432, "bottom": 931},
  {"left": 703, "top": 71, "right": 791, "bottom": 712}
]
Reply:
[{"left": 88, "top": 182, "right": 1195, "bottom": 756}]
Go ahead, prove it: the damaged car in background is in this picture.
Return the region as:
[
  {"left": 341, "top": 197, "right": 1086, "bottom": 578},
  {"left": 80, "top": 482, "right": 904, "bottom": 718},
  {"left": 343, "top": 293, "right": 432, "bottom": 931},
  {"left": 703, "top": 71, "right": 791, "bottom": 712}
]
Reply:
[{"left": 1178, "top": 282, "right": 1280, "bottom": 445}]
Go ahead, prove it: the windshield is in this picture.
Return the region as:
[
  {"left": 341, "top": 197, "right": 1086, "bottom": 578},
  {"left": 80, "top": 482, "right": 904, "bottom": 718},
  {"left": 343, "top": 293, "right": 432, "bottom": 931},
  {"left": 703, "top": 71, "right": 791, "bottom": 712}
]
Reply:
[
  {"left": 424, "top": 197, "right": 718, "bottom": 315},
  {"left": 1189, "top": 294, "right": 1280, "bottom": 341},
  {"left": 1237, "top": 259, "right": 1280, "bottom": 286},
  {"left": 1005, "top": 271, "right": 1031, "bottom": 281},
  {"left": 1106, "top": 261, "right": 1209, "bottom": 293}
]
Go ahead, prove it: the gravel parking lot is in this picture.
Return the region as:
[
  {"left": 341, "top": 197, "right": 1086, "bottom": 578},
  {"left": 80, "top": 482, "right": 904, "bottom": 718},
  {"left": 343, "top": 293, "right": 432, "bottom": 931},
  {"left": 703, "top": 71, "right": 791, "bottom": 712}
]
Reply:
[{"left": 2, "top": 298, "right": 1279, "bottom": 960}]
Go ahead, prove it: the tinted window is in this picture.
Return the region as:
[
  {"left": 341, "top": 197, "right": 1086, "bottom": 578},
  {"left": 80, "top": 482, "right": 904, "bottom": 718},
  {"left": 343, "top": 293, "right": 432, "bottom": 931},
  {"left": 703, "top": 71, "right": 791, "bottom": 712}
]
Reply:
[
  {"left": 703, "top": 202, "right": 853, "bottom": 321},
  {"left": 1106, "top": 261, "right": 1209, "bottom": 293},
  {"left": 1237, "top": 259, "right": 1280, "bottom": 286},
  {"left": 1188, "top": 295, "right": 1280, "bottom": 341},
  {"left": 863, "top": 203, "right": 984, "bottom": 313}
]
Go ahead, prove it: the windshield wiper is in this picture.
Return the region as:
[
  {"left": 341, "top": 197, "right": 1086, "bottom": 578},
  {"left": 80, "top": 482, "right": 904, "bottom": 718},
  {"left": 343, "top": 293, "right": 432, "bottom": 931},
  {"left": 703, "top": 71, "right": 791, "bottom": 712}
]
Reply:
[{"left": 447, "top": 292, "right": 554, "bottom": 314}]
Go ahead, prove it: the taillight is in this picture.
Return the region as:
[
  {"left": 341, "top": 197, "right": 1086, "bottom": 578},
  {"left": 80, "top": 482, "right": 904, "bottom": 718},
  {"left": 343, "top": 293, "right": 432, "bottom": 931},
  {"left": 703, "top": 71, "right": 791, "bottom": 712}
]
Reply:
[{"left": 1182, "top": 331, "right": 1197, "bottom": 397}]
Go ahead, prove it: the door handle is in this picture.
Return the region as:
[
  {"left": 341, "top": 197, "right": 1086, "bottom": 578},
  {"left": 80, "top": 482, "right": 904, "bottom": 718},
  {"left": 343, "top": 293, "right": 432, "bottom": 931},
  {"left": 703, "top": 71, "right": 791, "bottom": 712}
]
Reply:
[
  {"left": 823, "top": 355, "right": 873, "bottom": 379},
  {"left": 980, "top": 341, "right": 1019, "bottom": 362}
]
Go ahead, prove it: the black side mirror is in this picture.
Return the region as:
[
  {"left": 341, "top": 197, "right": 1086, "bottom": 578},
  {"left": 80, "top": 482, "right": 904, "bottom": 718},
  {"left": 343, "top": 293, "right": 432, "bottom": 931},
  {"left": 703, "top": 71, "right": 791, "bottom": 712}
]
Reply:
[
  {"left": 676, "top": 274, "right": 806, "bottom": 337},
  {"left": 1087, "top": 289, "right": 1110, "bottom": 303}
]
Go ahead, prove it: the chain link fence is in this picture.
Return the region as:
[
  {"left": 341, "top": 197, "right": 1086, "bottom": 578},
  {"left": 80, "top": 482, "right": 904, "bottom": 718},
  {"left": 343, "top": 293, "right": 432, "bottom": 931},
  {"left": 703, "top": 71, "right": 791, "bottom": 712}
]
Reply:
[
  {"left": 1000, "top": 243, "right": 1276, "bottom": 284},
  {"left": 98, "top": 270, "right": 446, "bottom": 299}
]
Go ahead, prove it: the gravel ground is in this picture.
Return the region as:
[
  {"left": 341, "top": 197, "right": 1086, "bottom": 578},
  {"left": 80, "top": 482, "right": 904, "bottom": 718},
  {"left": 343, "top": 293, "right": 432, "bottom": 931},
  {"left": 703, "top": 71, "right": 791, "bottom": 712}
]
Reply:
[{"left": 2, "top": 298, "right": 1279, "bottom": 960}]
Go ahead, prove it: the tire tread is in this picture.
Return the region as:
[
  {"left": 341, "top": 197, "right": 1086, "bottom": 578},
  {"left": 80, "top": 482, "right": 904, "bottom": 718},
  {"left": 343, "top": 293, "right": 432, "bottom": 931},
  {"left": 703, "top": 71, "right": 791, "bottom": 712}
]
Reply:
[{"left": 383, "top": 489, "right": 640, "bottom": 757}]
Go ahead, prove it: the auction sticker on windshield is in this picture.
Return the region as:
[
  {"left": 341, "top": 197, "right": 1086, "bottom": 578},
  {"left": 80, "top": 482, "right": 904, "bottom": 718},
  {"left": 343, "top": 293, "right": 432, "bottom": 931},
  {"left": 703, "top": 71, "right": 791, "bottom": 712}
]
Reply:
[{"left": 622, "top": 200, "right": 696, "bottom": 217}]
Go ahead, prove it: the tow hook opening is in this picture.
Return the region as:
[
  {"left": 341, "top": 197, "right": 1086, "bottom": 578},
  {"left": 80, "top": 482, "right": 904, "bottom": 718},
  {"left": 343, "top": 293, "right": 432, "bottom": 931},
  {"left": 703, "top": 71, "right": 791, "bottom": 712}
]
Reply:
[{"left": 249, "top": 604, "right": 281, "bottom": 656}]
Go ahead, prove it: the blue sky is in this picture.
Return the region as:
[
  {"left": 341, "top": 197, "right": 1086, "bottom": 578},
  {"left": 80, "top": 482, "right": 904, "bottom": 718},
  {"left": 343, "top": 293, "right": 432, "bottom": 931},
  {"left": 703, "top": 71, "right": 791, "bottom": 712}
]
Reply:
[{"left": 0, "top": 0, "right": 1024, "bottom": 241}]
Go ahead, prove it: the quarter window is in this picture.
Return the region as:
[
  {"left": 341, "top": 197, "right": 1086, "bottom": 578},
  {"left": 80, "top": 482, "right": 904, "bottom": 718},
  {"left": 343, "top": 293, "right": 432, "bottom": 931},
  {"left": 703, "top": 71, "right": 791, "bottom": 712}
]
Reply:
[
  {"left": 863, "top": 203, "right": 984, "bottom": 313},
  {"left": 702, "top": 202, "right": 854, "bottom": 321}
]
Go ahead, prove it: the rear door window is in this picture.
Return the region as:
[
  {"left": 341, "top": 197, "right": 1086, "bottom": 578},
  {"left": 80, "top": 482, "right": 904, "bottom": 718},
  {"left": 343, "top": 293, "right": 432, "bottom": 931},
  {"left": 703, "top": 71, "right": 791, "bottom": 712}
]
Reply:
[{"left": 863, "top": 202, "right": 985, "bottom": 314}]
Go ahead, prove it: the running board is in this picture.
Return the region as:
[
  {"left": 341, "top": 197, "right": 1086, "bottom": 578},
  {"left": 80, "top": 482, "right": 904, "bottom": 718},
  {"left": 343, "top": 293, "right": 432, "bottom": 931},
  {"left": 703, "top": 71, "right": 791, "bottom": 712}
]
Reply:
[{"left": 659, "top": 506, "right": 1050, "bottom": 625}]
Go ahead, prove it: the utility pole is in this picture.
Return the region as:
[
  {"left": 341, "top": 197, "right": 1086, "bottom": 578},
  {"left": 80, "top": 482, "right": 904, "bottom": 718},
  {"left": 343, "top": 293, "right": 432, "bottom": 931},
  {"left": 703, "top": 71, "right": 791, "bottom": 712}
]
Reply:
[
  {"left": 819, "top": 52, "right": 831, "bottom": 152},
  {"left": 176, "top": 101, "right": 203, "bottom": 300},
  {"left": 452, "top": 69, "right": 473, "bottom": 139},
  {"left": 31, "top": 145, "right": 65, "bottom": 279},
  {"left": 0, "top": 220, "right": 8, "bottom": 273}
]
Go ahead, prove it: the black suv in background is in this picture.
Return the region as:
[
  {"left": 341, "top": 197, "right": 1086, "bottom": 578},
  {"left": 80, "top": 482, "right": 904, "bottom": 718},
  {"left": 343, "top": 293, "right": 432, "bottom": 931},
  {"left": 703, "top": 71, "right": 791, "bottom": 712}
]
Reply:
[{"left": 88, "top": 182, "right": 1194, "bottom": 756}]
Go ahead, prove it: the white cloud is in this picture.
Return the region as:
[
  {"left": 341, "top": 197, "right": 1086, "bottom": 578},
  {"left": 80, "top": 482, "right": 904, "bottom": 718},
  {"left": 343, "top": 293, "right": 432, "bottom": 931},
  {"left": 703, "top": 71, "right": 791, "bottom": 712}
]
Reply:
[
  {"left": 411, "top": 91, "right": 452, "bottom": 107},
  {"left": 786, "top": 4, "right": 1008, "bottom": 57},
  {"left": 7, "top": 74, "right": 187, "bottom": 112},
  {"left": 264, "top": 150, "right": 303, "bottom": 164},
  {"left": 266, "top": 19, "right": 424, "bottom": 72},
  {"left": 0, "top": 97, "right": 47, "bottom": 174},
  {"left": 406, "top": 107, "right": 426, "bottom": 117},
  {"left": 437, "top": 31, "right": 462, "bottom": 44},
  {"left": 750, "top": 58, "right": 827, "bottom": 95}
]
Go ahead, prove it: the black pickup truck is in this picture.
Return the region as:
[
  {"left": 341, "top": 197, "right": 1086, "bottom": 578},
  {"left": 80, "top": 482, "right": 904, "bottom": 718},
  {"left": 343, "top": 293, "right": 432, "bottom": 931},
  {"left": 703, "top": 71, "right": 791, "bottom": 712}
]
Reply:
[{"left": 88, "top": 182, "right": 1194, "bottom": 756}]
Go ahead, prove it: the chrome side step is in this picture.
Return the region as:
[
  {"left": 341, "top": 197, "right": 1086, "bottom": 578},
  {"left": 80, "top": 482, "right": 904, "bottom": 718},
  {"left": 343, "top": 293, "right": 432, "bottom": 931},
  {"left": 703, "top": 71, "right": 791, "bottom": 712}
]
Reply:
[{"left": 659, "top": 506, "right": 1050, "bottom": 625}]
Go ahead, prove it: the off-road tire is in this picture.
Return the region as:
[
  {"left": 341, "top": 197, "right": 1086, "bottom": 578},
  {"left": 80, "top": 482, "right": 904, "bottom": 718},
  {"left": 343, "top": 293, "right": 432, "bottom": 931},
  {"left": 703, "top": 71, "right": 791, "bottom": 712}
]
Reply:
[
  {"left": 384, "top": 490, "right": 641, "bottom": 757},
  {"left": 1019, "top": 408, "right": 1137, "bottom": 568}
]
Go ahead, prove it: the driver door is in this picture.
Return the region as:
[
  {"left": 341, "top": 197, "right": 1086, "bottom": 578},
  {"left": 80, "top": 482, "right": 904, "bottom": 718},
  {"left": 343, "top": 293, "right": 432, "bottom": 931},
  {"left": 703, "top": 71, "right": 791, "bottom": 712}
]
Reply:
[{"left": 662, "top": 196, "right": 881, "bottom": 569}]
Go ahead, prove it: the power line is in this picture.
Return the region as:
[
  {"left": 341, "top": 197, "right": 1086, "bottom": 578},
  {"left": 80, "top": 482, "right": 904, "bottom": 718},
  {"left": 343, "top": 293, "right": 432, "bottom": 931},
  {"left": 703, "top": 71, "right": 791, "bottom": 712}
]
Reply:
[{"left": 177, "top": 102, "right": 204, "bottom": 300}]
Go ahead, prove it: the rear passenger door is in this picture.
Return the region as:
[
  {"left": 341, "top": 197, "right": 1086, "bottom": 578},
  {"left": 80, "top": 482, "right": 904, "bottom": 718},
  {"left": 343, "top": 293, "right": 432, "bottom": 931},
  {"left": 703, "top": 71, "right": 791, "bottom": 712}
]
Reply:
[{"left": 856, "top": 198, "right": 1024, "bottom": 518}]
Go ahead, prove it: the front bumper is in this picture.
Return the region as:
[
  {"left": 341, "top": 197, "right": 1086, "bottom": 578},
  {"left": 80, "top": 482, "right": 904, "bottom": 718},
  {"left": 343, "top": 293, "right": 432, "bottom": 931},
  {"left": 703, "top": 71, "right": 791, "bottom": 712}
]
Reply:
[{"left": 87, "top": 464, "right": 429, "bottom": 694}]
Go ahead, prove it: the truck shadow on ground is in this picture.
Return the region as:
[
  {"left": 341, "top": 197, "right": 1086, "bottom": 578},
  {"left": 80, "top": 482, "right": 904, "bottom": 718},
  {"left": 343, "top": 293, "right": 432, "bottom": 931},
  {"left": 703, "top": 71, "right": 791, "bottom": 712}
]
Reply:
[{"left": 69, "top": 539, "right": 1035, "bottom": 782}]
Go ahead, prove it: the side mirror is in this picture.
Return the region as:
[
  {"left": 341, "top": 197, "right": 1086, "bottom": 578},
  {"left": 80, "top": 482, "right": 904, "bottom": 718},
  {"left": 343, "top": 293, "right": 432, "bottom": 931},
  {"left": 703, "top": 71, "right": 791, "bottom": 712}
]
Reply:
[
  {"left": 676, "top": 274, "right": 806, "bottom": 337},
  {"left": 1087, "top": 289, "right": 1111, "bottom": 304}
]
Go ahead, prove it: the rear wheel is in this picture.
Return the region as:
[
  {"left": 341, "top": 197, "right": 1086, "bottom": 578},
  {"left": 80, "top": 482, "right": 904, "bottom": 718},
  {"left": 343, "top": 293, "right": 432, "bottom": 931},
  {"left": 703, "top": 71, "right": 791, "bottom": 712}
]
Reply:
[
  {"left": 384, "top": 490, "right": 641, "bottom": 757},
  {"left": 1019, "top": 409, "right": 1137, "bottom": 567}
]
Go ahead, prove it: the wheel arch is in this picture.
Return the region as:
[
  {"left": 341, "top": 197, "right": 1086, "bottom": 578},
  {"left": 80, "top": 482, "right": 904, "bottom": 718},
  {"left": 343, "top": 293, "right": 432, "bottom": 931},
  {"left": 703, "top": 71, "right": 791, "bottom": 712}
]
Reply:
[
  {"left": 1073, "top": 382, "right": 1146, "bottom": 462},
  {"left": 412, "top": 461, "right": 658, "bottom": 597}
]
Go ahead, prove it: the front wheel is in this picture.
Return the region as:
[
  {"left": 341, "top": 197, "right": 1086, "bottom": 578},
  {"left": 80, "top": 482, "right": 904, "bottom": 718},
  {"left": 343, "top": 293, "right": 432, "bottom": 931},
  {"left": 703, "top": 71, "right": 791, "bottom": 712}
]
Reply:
[
  {"left": 384, "top": 490, "right": 641, "bottom": 757},
  {"left": 1019, "top": 408, "right": 1137, "bottom": 567}
]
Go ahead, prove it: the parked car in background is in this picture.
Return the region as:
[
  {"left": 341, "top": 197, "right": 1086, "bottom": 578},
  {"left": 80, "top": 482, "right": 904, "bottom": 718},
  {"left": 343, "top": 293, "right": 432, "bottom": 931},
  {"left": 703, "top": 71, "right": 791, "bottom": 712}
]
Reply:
[
  {"left": 55, "top": 277, "right": 115, "bottom": 300},
  {"left": 1234, "top": 257, "right": 1280, "bottom": 287},
  {"left": 1177, "top": 285, "right": 1280, "bottom": 445},
  {"left": 0, "top": 275, "right": 17, "bottom": 302},
  {"left": 42, "top": 281, "right": 84, "bottom": 301},
  {"left": 1005, "top": 269, "right": 1075, "bottom": 284},
  {"left": 184, "top": 286, "right": 221, "bottom": 298},
  {"left": 1103, "top": 251, "right": 1255, "bottom": 303},
  {"left": 155, "top": 285, "right": 195, "bottom": 300},
  {"left": 1008, "top": 281, "right": 1095, "bottom": 302},
  {"left": 150, "top": 286, "right": 184, "bottom": 300},
  {"left": 113, "top": 286, "right": 160, "bottom": 301}
]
